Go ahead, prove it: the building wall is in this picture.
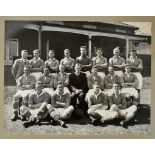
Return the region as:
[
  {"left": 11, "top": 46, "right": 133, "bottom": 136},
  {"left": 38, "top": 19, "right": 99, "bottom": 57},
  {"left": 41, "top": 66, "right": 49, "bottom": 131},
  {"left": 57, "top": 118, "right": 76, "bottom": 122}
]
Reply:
[
  {"left": 41, "top": 31, "right": 88, "bottom": 61},
  {"left": 5, "top": 29, "right": 38, "bottom": 65},
  {"left": 91, "top": 36, "right": 126, "bottom": 59}
]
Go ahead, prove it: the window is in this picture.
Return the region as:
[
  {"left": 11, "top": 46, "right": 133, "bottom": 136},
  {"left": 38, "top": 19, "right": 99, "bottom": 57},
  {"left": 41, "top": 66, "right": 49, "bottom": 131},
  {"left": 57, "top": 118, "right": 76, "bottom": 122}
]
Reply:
[
  {"left": 8, "top": 39, "right": 18, "bottom": 60},
  {"left": 5, "top": 39, "right": 18, "bottom": 65}
]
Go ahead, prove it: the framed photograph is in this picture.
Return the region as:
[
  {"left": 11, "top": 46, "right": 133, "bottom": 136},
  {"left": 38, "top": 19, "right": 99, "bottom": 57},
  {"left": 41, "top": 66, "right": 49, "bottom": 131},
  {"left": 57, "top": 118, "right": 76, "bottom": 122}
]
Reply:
[{"left": 0, "top": 17, "right": 154, "bottom": 139}]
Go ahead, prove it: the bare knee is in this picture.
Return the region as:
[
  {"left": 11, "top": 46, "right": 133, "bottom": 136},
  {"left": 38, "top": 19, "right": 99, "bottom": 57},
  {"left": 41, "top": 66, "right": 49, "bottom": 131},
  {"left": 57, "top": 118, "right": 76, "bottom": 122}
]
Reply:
[
  {"left": 131, "top": 105, "right": 138, "bottom": 113},
  {"left": 69, "top": 105, "right": 74, "bottom": 111},
  {"left": 110, "top": 111, "right": 118, "bottom": 119},
  {"left": 110, "top": 104, "right": 118, "bottom": 111},
  {"left": 20, "top": 105, "right": 27, "bottom": 116},
  {"left": 47, "top": 104, "right": 55, "bottom": 113},
  {"left": 87, "top": 108, "right": 93, "bottom": 115}
]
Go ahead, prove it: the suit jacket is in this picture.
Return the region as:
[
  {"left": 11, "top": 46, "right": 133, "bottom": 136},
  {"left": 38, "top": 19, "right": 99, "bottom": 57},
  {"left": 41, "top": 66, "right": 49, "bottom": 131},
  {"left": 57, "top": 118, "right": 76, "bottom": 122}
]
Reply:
[
  {"left": 69, "top": 72, "right": 88, "bottom": 93},
  {"left": 12, "top": 58, "right": 30, "bottom": 80}
]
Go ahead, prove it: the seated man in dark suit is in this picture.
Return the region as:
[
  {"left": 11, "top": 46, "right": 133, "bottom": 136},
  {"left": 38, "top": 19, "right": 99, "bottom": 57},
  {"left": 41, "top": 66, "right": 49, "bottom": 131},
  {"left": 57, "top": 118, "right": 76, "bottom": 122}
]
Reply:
[{"left": 69, "top": 63, "right": 88, "bottom": 118}]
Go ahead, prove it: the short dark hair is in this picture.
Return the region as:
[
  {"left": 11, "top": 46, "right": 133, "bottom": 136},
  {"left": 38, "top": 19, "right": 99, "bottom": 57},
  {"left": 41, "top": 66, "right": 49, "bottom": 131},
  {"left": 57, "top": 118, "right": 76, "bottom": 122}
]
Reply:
[
  {"left": 96, "top": 48, "right": 103, "bottom": 52},
  {"left": 24, "top": 65, "right": 30, "bottom": 70},
  {"left": 93, "top": 81, "right": 100, "bottom": 85},
  {"left": 125, "top": 64, "right": 131, "bottom": 68},
  {"left": 44, "top": 67, "right": 49, "bottom": 71},
  {"left": 21, "top": 50, "right": 28, "bottom": 55},
  {"left": 92, "top": 66, "right": 98, "bottom": 70},
  {"left": 75, "top": 63, "right": 81, "bottom": 68},
  {"left": 112, "top": 82, "right": 121, "bottom": 89},
  {"left": 130, "top": 50, "right": 137, "bottom": 53},
  {"left": 64, "top": 49, "right": 70, "bottom": 52},
  {"left": 108, "top": 65, "right": 114, "bottom": 69},
  {"left": 49, "top": 50, "right": 55, "bottom": 54},
  {"left": 35, "top": 81, "right": 43, "bottom": 87},
  {"left": 57, "top": 81, "right": 64, "bottom": 87},
  {"left": 80, "top": 46, "right": 87, "bottom": 50}
]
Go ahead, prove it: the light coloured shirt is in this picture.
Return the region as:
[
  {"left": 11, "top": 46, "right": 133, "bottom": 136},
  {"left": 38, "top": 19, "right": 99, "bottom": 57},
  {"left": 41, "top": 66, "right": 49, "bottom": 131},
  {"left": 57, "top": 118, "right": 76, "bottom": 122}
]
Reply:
[
  {"left": 28, "top": 90, "right": 50, "bottom": 105},
  {"left": 38, "top": 74, "right": 54, "bottom": 88},
  {"left": 104, "top": 74, "right": 121, "bottom": 89},
  {"left": 126, "top": 56, "right": 143, "bottom": 70},
  {"left": 45, "top": 58, "right": 59, "bottom": 71},
  {"left": 17, "top": 74, "right": 36, "bottom": 89},
  {"left": 29, "top": 57, "right": 44, "bottom": 72},
  {"left": 60, "top": 57, "right": 75, "bottom": 68},
  {"left": 87, "top": 74, "right": 102, "bottom": 89},
  {"left": 51, "top": 91, "right": 71, "bottom": 107},
  {"left": 108, "top": 92, "right": 127, "bottom": 109},
  {"left": 122, "top": 73, "right": 138, "bottom": 88},
  {"left": 88, "top": 90, "right": 108, "bottom": 108},
  {"left": 55, "top": 72, "right": 69, "bottom": 87},
  {"left": 92, "top": 56, "right": 108, "bottom": 71},
  {"left": 12, "top": 58, "right": 30, "bottom": 80},
  {"left": 109, "top": 56, "right": 125, "bottom": 68}
]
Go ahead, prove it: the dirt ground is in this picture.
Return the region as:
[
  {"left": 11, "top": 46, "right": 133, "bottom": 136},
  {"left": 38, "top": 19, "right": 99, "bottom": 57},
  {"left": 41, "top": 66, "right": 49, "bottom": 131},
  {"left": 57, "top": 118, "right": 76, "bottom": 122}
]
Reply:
[{"left": 3, "top": 77, "right": 151, "bottom": 136}]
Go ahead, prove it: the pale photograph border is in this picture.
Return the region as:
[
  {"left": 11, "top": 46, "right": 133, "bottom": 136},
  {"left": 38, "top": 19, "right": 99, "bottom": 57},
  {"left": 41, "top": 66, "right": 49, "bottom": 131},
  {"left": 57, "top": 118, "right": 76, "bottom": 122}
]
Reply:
[{"left": 0, "top": 16, "right": 154, "bottom": 139}]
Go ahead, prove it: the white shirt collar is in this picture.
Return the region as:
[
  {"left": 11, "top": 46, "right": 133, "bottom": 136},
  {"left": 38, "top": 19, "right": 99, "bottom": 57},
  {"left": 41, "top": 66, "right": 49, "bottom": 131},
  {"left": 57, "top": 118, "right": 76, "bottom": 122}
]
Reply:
[
  {"left": 58, "top": 72, "right": 66, "bottom": 75},
  {"left": 75, "top": 72, "right": 81, "bottom": 76},
  {"left": 23, "top": 74, "right": 31, "bottom": 78},
  {"left": 33, "top": 57, "right": 41, "bottom": 61},
  {"left": 107, "top": 73, "right": 116, "bottom": 78},
  {"left": 43, "top": 74, "right": 50, "bottom": 78},
  {"left": 129, "top": 56, "right": 137, "bottom": 60},
  {"left": 96, "top": 56, "right": 103, "bottom": 59},
  {"left": 21, "top": 58, "right": 28, "bottom": 62},
  {"left": 49, "top": 58, "right": 56, "bottom": 61},
  {"left": 93, "top": 90, "right": 102, "bottom": 97},
  {"left": 113, "top": 56, "right": 121, "bottom": 59},
  {"left": 64, "top": 57, "right": 71, "bottom": 60},
  {"left": 34, "top": 90, "right": 45, "bottom": 97},
  {"left": 55, "top": 90, "right": 65, "bottom": 96},
  {"left": 113, "top": 90, "right": 121, "bottom": 97}
]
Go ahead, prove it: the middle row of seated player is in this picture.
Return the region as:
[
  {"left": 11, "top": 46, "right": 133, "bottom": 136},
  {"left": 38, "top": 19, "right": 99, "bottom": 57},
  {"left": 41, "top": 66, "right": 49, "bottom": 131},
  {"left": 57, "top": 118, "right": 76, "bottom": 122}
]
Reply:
[{"left": 12, "top": 63, "right": 139, "bottom": 123}]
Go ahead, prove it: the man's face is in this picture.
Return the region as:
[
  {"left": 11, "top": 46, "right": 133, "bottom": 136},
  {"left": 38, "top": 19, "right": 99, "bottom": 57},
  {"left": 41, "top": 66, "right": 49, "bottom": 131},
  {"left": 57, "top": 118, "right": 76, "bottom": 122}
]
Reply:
[
  {"left": 57, "top": 84, "right": 64, "bottom": 93},
  {"left": 97, "top": 50, "right": 102, "bottom": 57},
  {"left": 24, "top": 68, "right": 30, "bottom": 75},
  {"left": 36, "top": 83, "right": 43, "bottom": 91},
  {"left": 22, "top": 51, "right": 28, "bottom": 59},
  {"left": 108, "top": 67, "right": 114, "bottom": 74},
  {"left": 125, "top": 66, "right": 131, "bottom": 73},
  {"left": 49, "top": 51, "right": 55, "bottom": 58},
  {"left": 92, "top": 68, "right": 98, "bottom": 75},
  {"left": 34, "top": 51, "right": 39, "bottom": 58},
  {"left": 94, "top": 84, "right": 100, "bottom": 93},
  {"left": 80, "top": 48, "right": 86, "bottom": 56},
  {"left": 113, "top": 50, "right": 119, "bottom": 57},
  {"left": 44, "top": 68, "right": 49, "bottom": 75},
  {"left": 64, "top": 50, "right": 70, "bottom": 57},
  {"left": 59, "top": 66, "right": 65, "bottom": 72},
  {"left": 75, "top": 65, "right": 81, "bottom": 72},
  {"left": 113, "top": 84, "right": 119, "bottom": 93},
  {"left": 130, "top": 51, "right": 136, "bottom": 57}
]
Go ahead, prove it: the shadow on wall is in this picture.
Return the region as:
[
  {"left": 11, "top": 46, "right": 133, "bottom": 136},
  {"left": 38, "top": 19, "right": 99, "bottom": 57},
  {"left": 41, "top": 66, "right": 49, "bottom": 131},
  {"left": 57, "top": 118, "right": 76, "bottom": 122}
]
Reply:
[
  {"left": 139, "top": 54, "right": 151, "bottom": 77},
  {"left": 4, "top": 66, "right": 16, "bottom": 86}
]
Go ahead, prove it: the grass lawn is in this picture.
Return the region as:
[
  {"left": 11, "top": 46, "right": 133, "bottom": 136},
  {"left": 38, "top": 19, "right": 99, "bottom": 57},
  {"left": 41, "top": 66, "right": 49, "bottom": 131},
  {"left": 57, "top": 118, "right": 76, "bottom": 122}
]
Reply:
[{"left": 3, "top": 77, "right": 151, "bottom": 136}]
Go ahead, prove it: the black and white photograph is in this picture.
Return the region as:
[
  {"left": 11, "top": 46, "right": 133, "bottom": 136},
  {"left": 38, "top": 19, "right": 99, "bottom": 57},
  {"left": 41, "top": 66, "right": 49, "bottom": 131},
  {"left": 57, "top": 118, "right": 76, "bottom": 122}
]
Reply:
[{"left": 4, "top": 20, "right": 151, "bottom": 136}]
